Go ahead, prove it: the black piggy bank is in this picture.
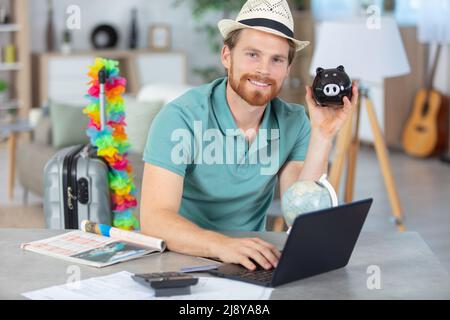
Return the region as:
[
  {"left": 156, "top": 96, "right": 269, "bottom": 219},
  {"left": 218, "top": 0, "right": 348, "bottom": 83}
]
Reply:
[{"left": 312, "top": 65, "right": 352, "bottom": 106}]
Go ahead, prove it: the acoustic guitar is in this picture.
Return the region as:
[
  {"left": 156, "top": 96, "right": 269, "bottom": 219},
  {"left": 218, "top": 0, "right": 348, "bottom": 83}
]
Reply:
[{"left": 402, "top": 44, "right": 449, "bottom": 158}]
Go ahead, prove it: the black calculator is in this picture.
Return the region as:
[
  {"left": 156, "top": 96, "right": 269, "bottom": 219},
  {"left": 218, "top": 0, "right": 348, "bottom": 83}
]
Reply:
[{"left": 132, "top": 272, "right": 199, "bottom": 296}]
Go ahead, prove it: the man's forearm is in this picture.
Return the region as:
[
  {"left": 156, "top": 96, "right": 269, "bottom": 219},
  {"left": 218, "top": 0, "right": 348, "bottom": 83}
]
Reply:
[
  {"left": 141, "top": 209, "right": 228, "bottom": 259},
  {"left": 298, "top": 129, "right": 333, "bottom": 181}
]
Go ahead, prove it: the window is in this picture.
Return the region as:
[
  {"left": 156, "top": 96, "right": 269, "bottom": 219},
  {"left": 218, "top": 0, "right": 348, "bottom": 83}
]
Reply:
[
  {"left": 311, "top": 0, "right": 358, "bottom": 21},
  {"left": 394, "top": 0, "right": 421, "bottom": 26},
  {"left": 311, "top": 0, "right": 387, "bottom": 21}
]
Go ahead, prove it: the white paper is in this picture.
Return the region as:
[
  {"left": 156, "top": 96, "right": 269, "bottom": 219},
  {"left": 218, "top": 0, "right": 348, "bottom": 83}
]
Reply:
[
  {"left": 163, "top": 276, "right": 273, "bottom": 300},
  {"left": 22, "top": 272, "right": 153, "bottom": 300},
  {"left": 22, "top": 271, "right": 273, "bottom": 300}
]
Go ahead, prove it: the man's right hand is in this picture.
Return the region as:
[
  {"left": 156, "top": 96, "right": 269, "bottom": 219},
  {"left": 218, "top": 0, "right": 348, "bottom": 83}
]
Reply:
[
  {"left": 142, "top": 164, "right": 282, "bottom": 271},
  {"left": 213, "top": 237, "right": 281, "bottom": 270}
]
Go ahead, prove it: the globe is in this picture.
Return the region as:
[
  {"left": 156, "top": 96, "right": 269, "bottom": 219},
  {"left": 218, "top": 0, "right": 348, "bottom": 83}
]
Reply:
[{"left": 281, "top": 174, "right": 338, "bottom": 226}]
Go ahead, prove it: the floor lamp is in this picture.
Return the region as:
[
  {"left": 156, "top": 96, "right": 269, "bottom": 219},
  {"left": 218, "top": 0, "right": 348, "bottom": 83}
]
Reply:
[{"left": 310, "top": 17, "right": 411, "bottom": 231}]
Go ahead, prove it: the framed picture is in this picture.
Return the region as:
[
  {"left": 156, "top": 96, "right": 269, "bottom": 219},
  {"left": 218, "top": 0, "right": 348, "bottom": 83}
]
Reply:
[{"left": 148, "top": 25, "right": 171, "bottom": 51}]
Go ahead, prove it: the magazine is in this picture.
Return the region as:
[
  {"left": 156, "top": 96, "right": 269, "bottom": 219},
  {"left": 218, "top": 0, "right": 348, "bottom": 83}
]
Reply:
[{"left": 21, "top": 229, "right": 166, "bottom": 268}]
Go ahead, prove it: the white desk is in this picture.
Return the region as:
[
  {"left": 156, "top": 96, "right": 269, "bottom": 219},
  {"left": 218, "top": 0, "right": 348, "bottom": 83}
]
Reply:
[{"left": 1, "top": 229, "right": 449, "bottom": 300}]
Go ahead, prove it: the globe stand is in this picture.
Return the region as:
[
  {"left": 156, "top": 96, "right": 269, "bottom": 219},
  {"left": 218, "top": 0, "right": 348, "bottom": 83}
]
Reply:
[{"left": 328, "top": 87, "right": 406, "bottom": 231}]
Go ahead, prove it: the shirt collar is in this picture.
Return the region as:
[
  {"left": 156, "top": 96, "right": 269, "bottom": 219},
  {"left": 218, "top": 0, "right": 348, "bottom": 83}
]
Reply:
[{"left": 210, "top": 77, "right": 279, "bottom": 141}]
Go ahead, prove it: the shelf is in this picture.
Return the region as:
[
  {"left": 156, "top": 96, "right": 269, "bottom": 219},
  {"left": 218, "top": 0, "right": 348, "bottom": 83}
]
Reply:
[
  {"left": 0, "top": 24, "right": 21, "bottom": 32},
  {"left": 0, "top": 63, "right": 21, "bottom": 71},
  {"left": 0, "top": 100, "right": 22, "bottom": 111},
  {"left": 0, "top": 0, "right": 30, "bottom": 119}
]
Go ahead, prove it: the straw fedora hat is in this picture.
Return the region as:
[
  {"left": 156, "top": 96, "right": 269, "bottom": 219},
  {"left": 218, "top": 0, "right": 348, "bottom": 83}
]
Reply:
[{"left": 218, "top": 0, "right": 310, "bottom": 52}]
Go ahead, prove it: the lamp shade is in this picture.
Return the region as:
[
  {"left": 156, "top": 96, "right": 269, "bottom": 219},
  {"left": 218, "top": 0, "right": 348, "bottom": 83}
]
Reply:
[{"left": 310, "top": 17, "right": 411, "bottom": 82}]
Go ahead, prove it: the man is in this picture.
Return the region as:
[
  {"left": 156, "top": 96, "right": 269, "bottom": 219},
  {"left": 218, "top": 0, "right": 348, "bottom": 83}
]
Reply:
[{"left": 140, "top": 0, "right": 358, "bottom": 271}]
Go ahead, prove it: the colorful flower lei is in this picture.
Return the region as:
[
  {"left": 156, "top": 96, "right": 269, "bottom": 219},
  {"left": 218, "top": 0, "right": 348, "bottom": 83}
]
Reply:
[{"left": 83, "top": 58, "right": 139, "bottom": 230}]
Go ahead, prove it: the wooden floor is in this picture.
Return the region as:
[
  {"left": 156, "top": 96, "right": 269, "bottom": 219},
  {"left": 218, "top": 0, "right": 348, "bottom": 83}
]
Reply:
[{"left": 1, "top": 141, "right": 449, "bottom": 272}]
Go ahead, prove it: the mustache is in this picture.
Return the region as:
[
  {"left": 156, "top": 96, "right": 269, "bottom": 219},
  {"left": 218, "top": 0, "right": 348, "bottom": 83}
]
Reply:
[{"left": 241, "top": 74, "right": 276, "bottom": 86}]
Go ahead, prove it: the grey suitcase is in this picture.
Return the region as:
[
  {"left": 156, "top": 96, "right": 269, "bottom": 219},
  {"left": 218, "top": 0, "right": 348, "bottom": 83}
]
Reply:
[
  {"left": 43, "top": 144, "right": 112, "bottom": 229},
  {"left": 44, "top": 67, "right": 112, "bottom": 229}
]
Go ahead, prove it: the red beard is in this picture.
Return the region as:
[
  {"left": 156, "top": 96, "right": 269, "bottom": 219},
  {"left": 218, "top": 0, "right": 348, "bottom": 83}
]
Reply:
[{"left": 229, "top": 68, "right": 280, "bottom": 107}]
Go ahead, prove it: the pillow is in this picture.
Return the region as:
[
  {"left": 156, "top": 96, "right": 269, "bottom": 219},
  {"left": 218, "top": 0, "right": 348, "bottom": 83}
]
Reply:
[
  {"left": 34, "top": 115, "right": 52, "bottom": 146},
  {"left": 137, "top": 83, "right": 193, "bottom": 104},
  {"left": 124, "top": 97, "right": 165, "bottom": 155},
  {"left": 50, "top": 101, "right": 90, "bottom": 149}
]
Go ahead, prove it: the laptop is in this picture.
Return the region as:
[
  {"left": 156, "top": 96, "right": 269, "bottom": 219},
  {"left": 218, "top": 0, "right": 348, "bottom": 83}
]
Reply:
[{"left": 209, "top": 198, "right": 373, "bottom": 287}]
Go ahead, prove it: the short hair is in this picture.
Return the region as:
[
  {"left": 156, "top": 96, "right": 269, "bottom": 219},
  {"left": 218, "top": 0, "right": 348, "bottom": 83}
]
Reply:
[{"left": 224, "top": 28, "right": 296, "bottom": 65}]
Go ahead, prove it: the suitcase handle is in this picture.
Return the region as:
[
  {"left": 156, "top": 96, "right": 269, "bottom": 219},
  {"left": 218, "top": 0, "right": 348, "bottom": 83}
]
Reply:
[{"left": 99, "top": 68, "right": 107, "bottom": 131}]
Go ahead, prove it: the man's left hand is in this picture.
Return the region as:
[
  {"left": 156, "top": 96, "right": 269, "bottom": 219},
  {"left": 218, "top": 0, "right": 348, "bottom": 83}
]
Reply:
[{"left": 305, "top": 81, "right": 359, "bottom": 140}]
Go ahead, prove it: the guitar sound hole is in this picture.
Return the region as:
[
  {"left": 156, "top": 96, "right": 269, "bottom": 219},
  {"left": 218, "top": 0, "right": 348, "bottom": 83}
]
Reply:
[
  {"left": 415, "top": 125, "right": 427, "bottom": 133},
  {"left": 421, "top": 103, "right": 430, "bottom": 117}
]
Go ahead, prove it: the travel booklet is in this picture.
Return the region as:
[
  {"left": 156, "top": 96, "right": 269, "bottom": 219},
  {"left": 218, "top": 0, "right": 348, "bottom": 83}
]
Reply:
[{"left": 20, "top": 221, "right": 166, "bottom": 268}]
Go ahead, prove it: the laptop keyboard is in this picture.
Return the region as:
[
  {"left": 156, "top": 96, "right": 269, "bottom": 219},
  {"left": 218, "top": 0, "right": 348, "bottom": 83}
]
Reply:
[{"left": 219, "top": 267, "right": 274, "bottom": 283}]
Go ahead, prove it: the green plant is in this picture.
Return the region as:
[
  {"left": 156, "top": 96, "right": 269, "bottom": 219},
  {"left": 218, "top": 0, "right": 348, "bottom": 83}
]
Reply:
[
  {"left": 7, "top": 108, "right": 18, "bottom": 118},
  {"left": 173, "top": 0, "right": 246, "bottom": 82},
  {"left": 0, "top": 80, "right": 8, "bottom": 92}
]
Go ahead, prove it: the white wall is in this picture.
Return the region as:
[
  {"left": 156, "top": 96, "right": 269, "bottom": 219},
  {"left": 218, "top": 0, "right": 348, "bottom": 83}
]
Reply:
[
  {"left": 431, "top": 44, "right": 450, "bottom": 97},
  {"left": 29, "top": 0, "right": 224, "bottom": 85}
]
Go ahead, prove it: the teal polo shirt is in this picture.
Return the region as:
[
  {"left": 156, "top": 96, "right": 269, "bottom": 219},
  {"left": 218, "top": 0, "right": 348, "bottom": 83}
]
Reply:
[{"left": 143, "top": 77, "right": 311, "bottom": 231}]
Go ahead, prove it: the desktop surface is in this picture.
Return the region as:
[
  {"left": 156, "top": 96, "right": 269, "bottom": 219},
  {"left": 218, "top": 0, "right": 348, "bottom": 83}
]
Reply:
[{"left": 1, "top": 229, "right": 449, "bottom": 300}]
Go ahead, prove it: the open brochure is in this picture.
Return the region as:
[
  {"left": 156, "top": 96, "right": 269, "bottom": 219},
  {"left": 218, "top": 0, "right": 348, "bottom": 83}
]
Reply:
[{"left": 21, "top": 230, "right": 166, "bottom": 268}]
